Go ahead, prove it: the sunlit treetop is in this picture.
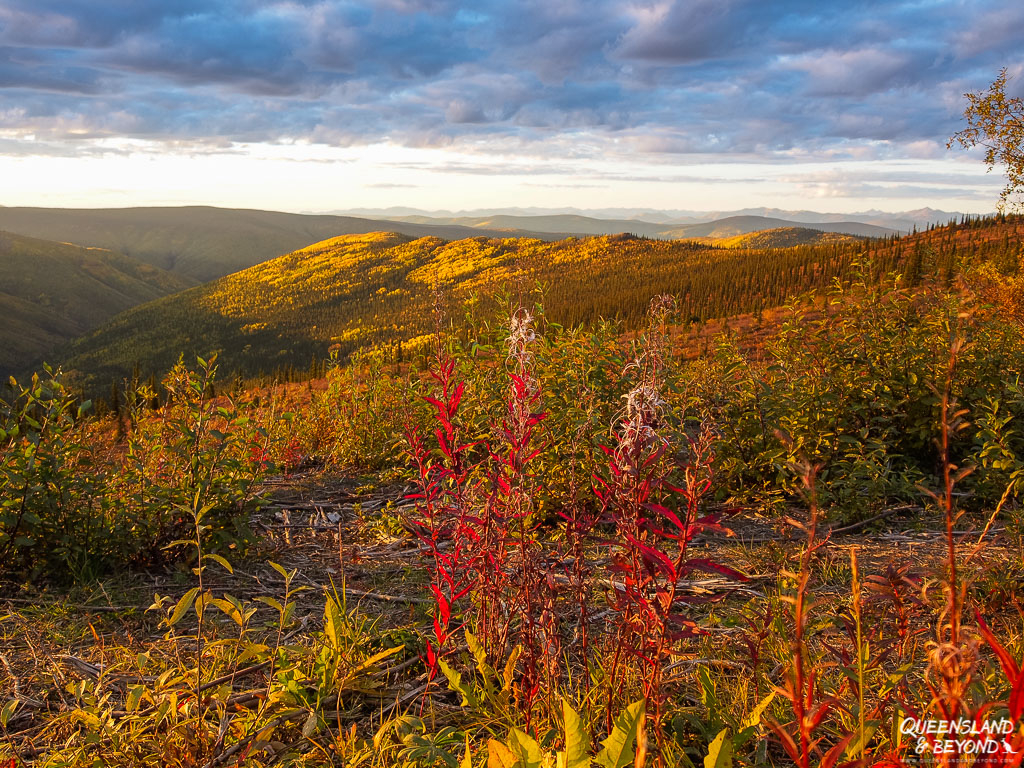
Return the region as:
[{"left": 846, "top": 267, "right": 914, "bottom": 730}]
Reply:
[{"left": 951, "top": 68, "right": 1024, "bottom": 211}]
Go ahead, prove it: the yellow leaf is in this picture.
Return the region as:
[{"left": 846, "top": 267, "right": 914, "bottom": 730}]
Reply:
[{"left": 488, "top": 738, "right": 518, "bottom": 768}]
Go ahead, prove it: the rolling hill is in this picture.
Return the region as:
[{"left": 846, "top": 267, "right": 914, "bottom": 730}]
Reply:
[
  {"left": 0, "top": 206, "right": 570, "bottom": 283},
  {"left": 52, "top": 229, "right": 912, "bottom": 391},
  {"left": 658, "top": 215, "right": 894, "bottom": 239},
  {"left": 48, "top": 214, "right": 1024, "bottom": 393},
  {"left": 0, "top": 207, "right": 901, "bottom": 288},
  {"left": 377, "top": 213, "right": 671, "bottom": 238},
  {"left": 0, "top": 230, "right": 191, "bottom": 376},
  {"left": 707, "top": 227, "right": 866, "bottom": 248},
  {"left": 690, "top": 206, "right": 962, "bottom": 232}
]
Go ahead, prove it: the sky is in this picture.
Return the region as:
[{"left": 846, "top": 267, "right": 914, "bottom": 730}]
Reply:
[{"left": 0, "top": 0, "right": 1021, "bottom": 214}]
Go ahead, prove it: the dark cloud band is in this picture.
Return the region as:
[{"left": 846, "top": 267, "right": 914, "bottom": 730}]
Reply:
[{"left": 0, "top": 0, "right": 1020, "bottom": 161}]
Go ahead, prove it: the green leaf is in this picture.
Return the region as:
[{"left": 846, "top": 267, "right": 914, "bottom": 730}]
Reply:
[
  {"left": 1, "top": 698, "right": 20, "bottom": 728},
  {"left": 166, "top": 587, "right": 200, "bottom": 627},
  {"left": 439, "top": 658, "right": 479, "bottom": 708},
  {"left": 209, "top": 598, "right": 244, "bottom": 626},
  {"left": 162, "top": 538, "right": 197, "bottom": 551},
  {"left": 205, "top": 553, "right": 233, "bottom": 574},
  {"left": 466, "top": 629, "right": 492, "bottom": 677},
  {"left": 562, "top": 698, "right": 590, "bottom": 768},
  {"left": 324, "top": 596, "right": 343, "bottom": 649},
  {"left": 507, "top": 728, "right": 544, "bottom": 768},
  {"left": 740, "top": 691, "right": 775, "bottom": 730},
  {"left": 350, "top": 645, "right": 404, "bottom": 677},
  {"left": 734, "top": 690, "right": 776, "bottom": 747},
  {"left": 502, "top": 646, "right": 521, "bottom": 693},
  {"left": 269, "top": 561, "right": 290, "bottom": 580},
  {"left": 704, "top": 729, "right": 733, "bottom": 768},
  {"left": 843, "top": 722, "right": 878, "bottom": 761},
  {"left": 254, "top": 595, "right": 283, "bottom": 612},
  {"left": 595, "top": 699, "right": 645, "bottom": 768},
  {"left": 125, "top": 684, "right": 146, "bottom": 713},
  {"left": 374, "top": 715, "right": 424, "bottom": 752}
]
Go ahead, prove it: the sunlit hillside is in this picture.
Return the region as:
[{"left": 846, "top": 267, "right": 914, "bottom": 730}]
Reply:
[
  {"left": 57, "top": 215, "right": 1023, "bottom": 392},
  {"left": 54, "top": 231, "right": 831, "bottom": 388}
]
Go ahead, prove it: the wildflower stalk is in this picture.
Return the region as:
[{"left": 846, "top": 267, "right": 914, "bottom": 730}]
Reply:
[
  {"left": 921, "top": 333, "right": 978, "bottom": 766},
  {"left": 767, "top": 462, "right": 852, "bottom": 768},
  {"left": 851, "top": 547, "right": 866, "bottom": 763},
  {"left": 599, "top": 296, "right": 743, "bottom": 759},
  {"left": 492, "top": 304, "right": 549, "bottom": 728}
]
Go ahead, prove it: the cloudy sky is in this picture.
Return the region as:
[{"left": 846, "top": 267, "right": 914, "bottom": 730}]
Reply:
[{"left": 0, "top": 0, "right": 1021, "bottom": 213}]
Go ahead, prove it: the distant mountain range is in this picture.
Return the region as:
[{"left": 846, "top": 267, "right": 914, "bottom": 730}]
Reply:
[
  {"left": 338, "top": 212, "right": 897, "bottom": 239},
  {"left": 657, "top": 216, "right": 893, "bottom": 239},
  {"left": 338, "top": 206, "right": 971, "bottom": 234}
]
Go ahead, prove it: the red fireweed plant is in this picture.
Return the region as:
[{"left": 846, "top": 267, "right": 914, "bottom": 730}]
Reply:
[
  {"left": 403, "top": 310, "right": 480, "bottom": 697},
  {"left": 736, "top": 603, "right": 776, "bottom": 702},
  {"left": 862, "top": 561, "right": 927, "bottom": 659},
  {"left": 598, "top": 412, "right": 739, "bottom": 752}
]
